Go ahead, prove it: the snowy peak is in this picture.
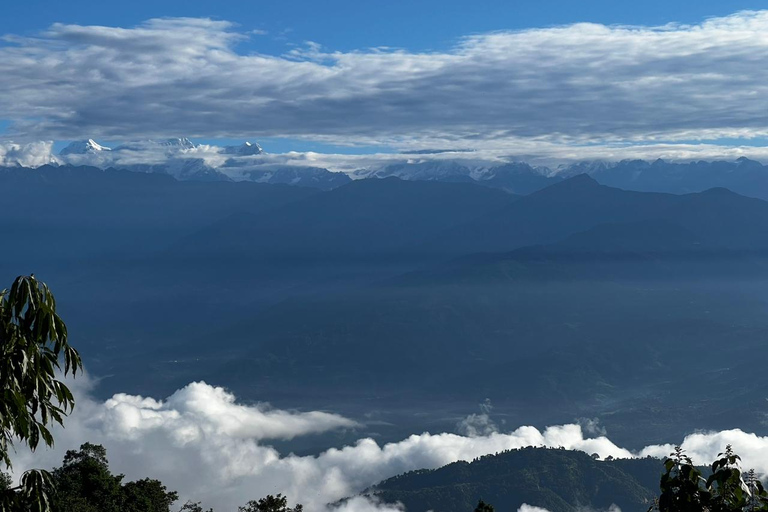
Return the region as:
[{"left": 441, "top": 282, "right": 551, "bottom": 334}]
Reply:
[
  {"left": 157, "top": 137, "right": 196, "bottom": 150},
  {"left": 59, "top": 139, "right": 111, "bottom": 155},
  {"left": 222, "top": 141, "right": 264, "bottom": 156},
  {"left": 240, "top": 166, "right": 350, "bottom": 190},
  {"left": 113, "top": 138, "right": 197, "bottom": 152},
  {"left": 351, "top": 161, "right": 560, "bottom": 194}
]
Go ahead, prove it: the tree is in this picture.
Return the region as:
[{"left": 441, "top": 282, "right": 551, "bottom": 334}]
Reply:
[
  {"left": 654, "top": 445, "right": 768, "bottom": 512},
  {"left": 178, "top": 501, "right": 214, "bottom": 512},
  {"left": 0, "top": 275, "right": 83, "bottom": 512},
  {"left": 51, "top": 443, "right": 179, "bottom": 512},
  {"left": 0, "top": 473, "right": 10, "bottom": 493},
  {"left": 122, "top": 479, "right": 179, "bottom": 512},
  {"left": 52, "top": 443, "right": 124, "bottom": 512},
  {"left": 239, "top": 494, "right": 303, "bottom": 512},
  {"left": 473, "top": 500, "right": 495, "bottom": 512},
  {"left": 656, "top": 446, "right": 709, "bottom": 512}
]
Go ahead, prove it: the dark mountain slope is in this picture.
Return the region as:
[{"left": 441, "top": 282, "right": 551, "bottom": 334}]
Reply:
[
  {"left": 482, "top": 163, "right": 564, "bottom": 194},
  {"left": 583, "top": 158, "right": 768, "bottom": 200},
  {"left": 0, "top": 165, "right": 318, "bottom": 263},
  {"left": 367, "top": 448, "right": 661, "bottom": 512},
  {"left": 167, "top": 177, "right": 517, "bottom": 260},
  {"left": 425, "top": 175, "right": 768, "bottom": 257},
  {"left": 425, "top": 175, "right": 680, "bottom": 255}
]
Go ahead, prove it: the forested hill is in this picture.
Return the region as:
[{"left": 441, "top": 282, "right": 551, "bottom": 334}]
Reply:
[{"left": 366, "top": 447, "right": 663, "bottom": 512}]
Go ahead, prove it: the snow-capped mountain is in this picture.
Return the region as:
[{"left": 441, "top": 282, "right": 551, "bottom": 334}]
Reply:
[
  {"left": 119, "top": 158, "right": 230, "bottom": 182},
  {"left": 355, "top": 161, "right": 478, "bottom": 182},
  {"left": 222, "top": 141, "right": 264, "bottom": 156},
  {"left": 354, "top": 161, "right": 561, "bottom": 194},
  {"left": 157, "top": 137, "right": 197, "bottom": 150},
  {"left": 25, "top": 136, "right": 768, "bottom": 198},
  {"left": 554, "top": 157, "right": 768, "bottom": 198},
  {"left": 50, "top": 137, "right": 351, "bottom": 187},
  {"left": 113, "top": 137, "right": 197, "bottom": 152},
  {"left": 59, "top": 139, "right": 111, "bottom": 155},
  {"left": 240, "top": 166, "right": 350, "bottom": 190}
]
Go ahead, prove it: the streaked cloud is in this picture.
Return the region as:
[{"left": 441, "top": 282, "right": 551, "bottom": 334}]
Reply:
[{"left": 2, "top": 12, "right": 768, "bottom": 157}]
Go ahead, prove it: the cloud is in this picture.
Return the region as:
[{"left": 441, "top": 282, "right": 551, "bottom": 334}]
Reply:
[
  {"left": 10, "top": 136, "right": 768, "bottom": 177},
  {"left": 8, "top": 375, "right": 768, "bottom": 512},
  {"left": 100, "top": 381, "right": 358, "bottom": 442},
  {"left": 3, "top": 12, "right": 768, "bottom": 154},
  {"left": 456, "top": 399, "right": 499, "bottom": 437},
  {"left": 577, "top": 418, "right": 607, "bottom": 437},
  {"left": 9, "top": 375, "right": 636, "bottom": 511},
  {"left": 637, "top": 429, "right": 768, "bottom": 473},
  {"left": 0, "top": 141, "right": 56, "bottom": 167},
  {"left": 518, "top": 505, "right": 553, "bottom": 512},
  {"left": 333, "top": 497, "right": 404, "bottom": 512}
]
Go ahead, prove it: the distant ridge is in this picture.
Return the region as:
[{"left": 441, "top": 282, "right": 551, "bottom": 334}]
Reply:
[{"left": 366, "top": 447, "right": 660, "bottom": 512}]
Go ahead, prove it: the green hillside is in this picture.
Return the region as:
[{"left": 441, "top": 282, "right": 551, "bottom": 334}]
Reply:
[{"left": 367, "top": 448, "right": 662, "bottom": 512}]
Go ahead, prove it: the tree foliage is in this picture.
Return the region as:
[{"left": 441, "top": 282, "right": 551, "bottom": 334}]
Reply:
[
  {"left": 178, "top": 501, "right": 214, "bottom": 512},
  {"left": 473, "top": 499, "right": 495, "bottom": 512},
  {"left": 238, "top": 494, "right": 303, "bottom": 512},
  {"left": 0, "top": 275, "right": 83, "bottom": 512},
  {"left": 47, "top": 443, "right": 178, "bottom": 512},
  {"left": 654, "top": 445, "right": 768, "bottom": 512},
  {"left": 0, "top": 275, "right": 83, "bottom": 466}
]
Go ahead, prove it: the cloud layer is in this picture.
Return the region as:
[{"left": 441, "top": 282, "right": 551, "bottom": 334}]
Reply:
[
  {"left": 9, "top": 375, "right": 768, "bottom": 512},
  {"left": 3, "top": 12, "right": 768, "bottom": 153},
  {"left": 7, "top": 138, "right": 768, "bottom": 175}
]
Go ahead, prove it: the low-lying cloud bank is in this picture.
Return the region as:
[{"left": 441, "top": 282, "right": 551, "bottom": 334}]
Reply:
[{"left": 8, "top": 376, "right": 768, "bottom": 512}]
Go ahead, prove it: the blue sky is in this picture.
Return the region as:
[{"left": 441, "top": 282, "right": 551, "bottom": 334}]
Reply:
[
  {"left": 3, "top": 1, "right": 768, "bottom": 163},
  {"left": 3, "top": 0, "right": 764, "bottom": 55}
]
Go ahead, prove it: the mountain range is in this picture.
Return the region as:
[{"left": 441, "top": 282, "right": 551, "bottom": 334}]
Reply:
[
  {"left": 14, "top": 137, "right": 768, "bottom": 201},
  {"left": 2, "top": 166, "right": 768, "bottom": 449}
]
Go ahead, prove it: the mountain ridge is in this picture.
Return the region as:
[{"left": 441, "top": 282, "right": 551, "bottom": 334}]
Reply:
[{"left": 365, "top": 447, "right": 661, "bottom": 512}]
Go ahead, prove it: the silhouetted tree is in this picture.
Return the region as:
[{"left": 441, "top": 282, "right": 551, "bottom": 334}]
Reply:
[
  {"left": 51, "top": 443, "right": 178, "bottom": 512},
  {"left": 473, "top": 499, "right": 495, "bottom": 512},
  {"left": 178, "top": 500, "right": 214, "bottom": 512},
  {"left": 122, "top": 478, "right": 179, "bottom": 512},
  {"left": 239, "top": 494, "right": 303, "bottom": 512}
]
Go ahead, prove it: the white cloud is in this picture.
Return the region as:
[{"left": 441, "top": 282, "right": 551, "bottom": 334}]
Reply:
[
  {"left": 333, "top": 497, "right": 404, "bottom": 512},
  {"left": 3, "top": 12, "right": 768, "bottom": 155},
  {"left": 8, "top": 375, "right": 768, "bottom": 512},
  {"left": 518, "top": 505, "right": 552, "bottom": 512},
  {"left": 9, "top": 375, "right": 636, "bottom": 511},
  {"left": 0, "top": 141, "right": 56, "bottom": 167},
  {"left": 456, "top": 399, "right": 498, "bottom": 437}
]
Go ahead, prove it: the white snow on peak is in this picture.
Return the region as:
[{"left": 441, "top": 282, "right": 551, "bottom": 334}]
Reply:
[
  {"left": 222, "top": 141, "right": 264, "bottom": 156},
  {"left": 157, "top": 137, "right": 197, "bottom": 150},
  {"left": 113, "top": 138, "right": 197, "bottom": 152},
  {"left": 59, "top": 139, "right": 111, "bottom": 155}
]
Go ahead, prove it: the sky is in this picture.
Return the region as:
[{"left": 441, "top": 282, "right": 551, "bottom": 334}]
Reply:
[
  {"left": 3, "top": 0, "right": 763, "bottom": 53},
  {"left": 2, "top": 0, "right": 768, "bottom": 161}
]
